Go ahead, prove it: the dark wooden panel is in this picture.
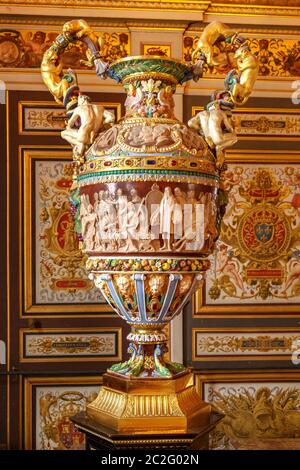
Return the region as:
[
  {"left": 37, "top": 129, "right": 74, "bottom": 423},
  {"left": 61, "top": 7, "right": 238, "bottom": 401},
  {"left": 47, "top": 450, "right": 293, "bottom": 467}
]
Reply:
[{"left": 5, "top": 89, "right": 129, "bottom": 449}]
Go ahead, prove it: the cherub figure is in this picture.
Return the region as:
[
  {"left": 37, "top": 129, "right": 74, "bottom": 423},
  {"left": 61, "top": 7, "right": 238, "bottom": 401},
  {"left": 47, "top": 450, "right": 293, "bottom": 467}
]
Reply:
[
  {"left": 188, "top": 100, "right": 237, "bottom": 169},
  {"left": 61, "top": 94, "right": 115, "bottom": 159}
]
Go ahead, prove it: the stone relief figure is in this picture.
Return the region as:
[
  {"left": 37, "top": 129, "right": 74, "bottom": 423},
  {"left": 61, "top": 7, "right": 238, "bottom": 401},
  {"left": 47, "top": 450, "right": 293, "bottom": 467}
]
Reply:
[
  {"left": 173, "top": 196, "right": 204, "bottom": 252},
  {"left": 61, "top": 94, "right": 115, "bottom": 160},
  {"left": 130, "top": 188, "right": 142, "bottom": 203},
  {"left": 188, "top": 100, "right": 237, "bottom": 169},
  {"left": 99, "top": 206, "right": 118, "bottom": 251},
  {"left": 116, "top": 188, "right": 128, "bottom": 249},
  {"left": 134, "top": 198, "right": 154, "bottom": 252},
  {"left": 81, "top": 203, "right": 97, "bottom": 250},
  {"left": 92, "top": 126, "right": 120, "bottom": 153},
  {"left": 123, "top": 124, "right": 175, "bottom": 149},
  {"left": 146, "top": 184, "right": 164, "bottom": 250},
  {"left": 80, "top": 185, "right": 216, "bottom": 254},
  {"left": 186, "top": 188, "right": 197, "bottom": 205},
  {"left": 120, "top": 202, "right": 140, "bottom": 252},
  {"left": 173, "top": 187, "right": 186, "bottom": 240},
  {"left": 93, "top": 192, "right": 100, "bottom": 212},
  {"left": 199, "top": 192, "right": 218, "bottom": 247},
  {"left": 103, "top": 194, "right": 118, "bottom": 251},
  {"left": 175, "top": 124, "right": 205, "bottom": 152},
  {"left": 79, "top": 193, "right": 90, "bottom": 221},
  {"left": 94, "top": 191, "right": 103, "bottom": 218},
  {"left": 152, "top": 125, "right": 175, "bottom": 147},
  {"left": 159, "top": 187, "right": 176, "bottom": 251},
  {"left": 122, "top": 126, "right": 143, "bottom": 147}
]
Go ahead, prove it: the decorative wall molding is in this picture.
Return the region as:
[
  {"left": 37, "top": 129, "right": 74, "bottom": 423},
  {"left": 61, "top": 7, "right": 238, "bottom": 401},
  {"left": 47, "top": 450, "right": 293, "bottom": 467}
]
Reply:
[
  {"left": 24, "top": 376, "right": 101, "bottom": 450},
  {"left": 0, "top": 0, "right": 299, "bottom": 20},
  {"left": 194, "top": 150, "right": 300, "bottom": 316},
  {"left": 193, "top": 327, "right": 300, "bottom": 361},
  {"left": 21, "top": 147, "right": 112, "bottom": 315},
  {"left": 20, "top": 327, "right": 122, "bottom": 362},
  {"left": 1, "top": 17, "right": 300, "bottom": 35},
  {"left": 196, "top": 372, "right": 300, "bottom": 449},
  {"left": 0, "top": 0, "right": 210, "bottom": 11},
  {"left": 18, "top": 101, "right": 121, "bottom": 135}
]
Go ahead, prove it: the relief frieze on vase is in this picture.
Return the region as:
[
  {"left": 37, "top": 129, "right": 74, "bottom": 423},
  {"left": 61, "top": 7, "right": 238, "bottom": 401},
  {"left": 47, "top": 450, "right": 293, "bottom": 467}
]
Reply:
[{"left": 40, "top": 19, "right": 259, "bottom": 433}]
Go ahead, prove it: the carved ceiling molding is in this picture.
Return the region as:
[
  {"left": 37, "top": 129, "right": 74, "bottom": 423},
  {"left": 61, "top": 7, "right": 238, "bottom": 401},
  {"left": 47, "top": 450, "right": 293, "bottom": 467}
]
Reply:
[
  {"left": 0, "top": 0, "right": 210, "bottom": 10},
  {"left": 0, "top": 0, "right": 298, "bottom": 6},
  {"left": 0, "top": 15, "right": 187, "bottom": 31},
  {"left": 0, "top": 0, "right": 299, "bottom": 18},
  {"left": 0, "top": 16, "right": 300, "bottom": 36},
  {"left": 185, "top": 25, "right": 300, "bottom": 36},
  {"left": 208, "top": 3, "right": 300, "bottom": 16}
]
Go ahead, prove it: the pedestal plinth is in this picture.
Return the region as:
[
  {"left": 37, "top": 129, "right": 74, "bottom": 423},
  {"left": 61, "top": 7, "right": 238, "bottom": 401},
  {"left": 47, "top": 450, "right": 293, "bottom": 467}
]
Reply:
[
  {"left": 85, "top": 371, "right": 213, "bottom": 434},
  {"left": 71, "top": 407, "right": 223, "bottom": 450}
]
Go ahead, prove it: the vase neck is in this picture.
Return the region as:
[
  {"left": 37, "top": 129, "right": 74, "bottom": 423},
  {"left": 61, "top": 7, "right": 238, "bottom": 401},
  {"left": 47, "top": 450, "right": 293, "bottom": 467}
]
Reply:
[{"left": 123, "top": 76, "right": 176, "bottom": 120}]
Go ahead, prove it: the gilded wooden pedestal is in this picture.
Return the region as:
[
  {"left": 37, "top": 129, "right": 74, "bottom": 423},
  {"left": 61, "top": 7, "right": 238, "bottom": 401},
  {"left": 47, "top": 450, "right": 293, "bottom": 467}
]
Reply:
[
  {"left": 71, "top": 407, "right": 223, "bottom": 450},
  {"left": 86, "top": 371, "right": 212, "bottom": 434}
]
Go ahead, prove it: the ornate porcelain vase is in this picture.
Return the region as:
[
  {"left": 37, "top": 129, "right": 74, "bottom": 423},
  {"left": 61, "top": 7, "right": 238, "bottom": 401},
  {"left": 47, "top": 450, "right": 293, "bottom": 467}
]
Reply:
[
  {"left": 73, "top": 56, "right": 221, "bottom": 431},
  {"left": 41, "top": 19, "right": 258, "bottom": 434}
]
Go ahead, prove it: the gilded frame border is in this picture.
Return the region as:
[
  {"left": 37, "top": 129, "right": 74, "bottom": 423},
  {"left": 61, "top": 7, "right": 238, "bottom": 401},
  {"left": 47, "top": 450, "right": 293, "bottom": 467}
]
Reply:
[
  {"left": 23, "top": 375, "right": 102, "bottom": 450},
  {"left": 18, "top": 101, "right": 122, "bottom": 136},
  {"left": 19, "top": 327, "right": 122, "bottom": 363},
  {"left": 195, "top": 370, "right": 300, "bottom": 401},
  {"left": 193, "top": 150, "right": 300, "bottom": 318},
  {"left": 21, "top": 146, "right": 113, "bottom": 316},
  {"left": 192, "top": 326, "right": 300, "bottom": 362}
]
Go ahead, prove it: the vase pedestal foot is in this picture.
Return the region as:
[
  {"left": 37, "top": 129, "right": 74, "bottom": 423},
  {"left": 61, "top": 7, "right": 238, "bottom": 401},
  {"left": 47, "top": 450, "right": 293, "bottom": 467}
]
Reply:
[
  {"left": 85, "top": 371, "right": 215, "bottom": 434},
  {"left": 71, "top": 405, "right": 223, "bottom": 450}
]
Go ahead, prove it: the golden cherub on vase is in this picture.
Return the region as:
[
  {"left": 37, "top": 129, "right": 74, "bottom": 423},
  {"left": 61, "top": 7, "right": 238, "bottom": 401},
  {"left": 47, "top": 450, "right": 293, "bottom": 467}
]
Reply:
[{"left": 41, "top": 20, "right": 258, "bottom": 433}]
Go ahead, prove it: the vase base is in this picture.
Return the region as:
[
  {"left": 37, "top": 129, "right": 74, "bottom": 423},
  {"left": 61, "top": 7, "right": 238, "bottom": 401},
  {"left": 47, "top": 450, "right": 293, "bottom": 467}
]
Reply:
[{"left": 86, "top": 371, "right": 212, "bottom": 434}]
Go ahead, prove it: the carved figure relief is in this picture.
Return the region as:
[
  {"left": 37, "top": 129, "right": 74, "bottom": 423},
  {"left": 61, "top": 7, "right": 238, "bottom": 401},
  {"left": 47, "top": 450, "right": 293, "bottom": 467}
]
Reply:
[{"left": 79, "top": 184, "right": 214, "bottom": 254}]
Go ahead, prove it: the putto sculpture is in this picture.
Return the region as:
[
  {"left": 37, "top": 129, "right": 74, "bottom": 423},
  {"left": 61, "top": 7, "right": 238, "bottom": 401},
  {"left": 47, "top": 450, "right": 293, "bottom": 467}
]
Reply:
[{"left": 41, "top": 20, "right": 258, "bottom": 433}]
